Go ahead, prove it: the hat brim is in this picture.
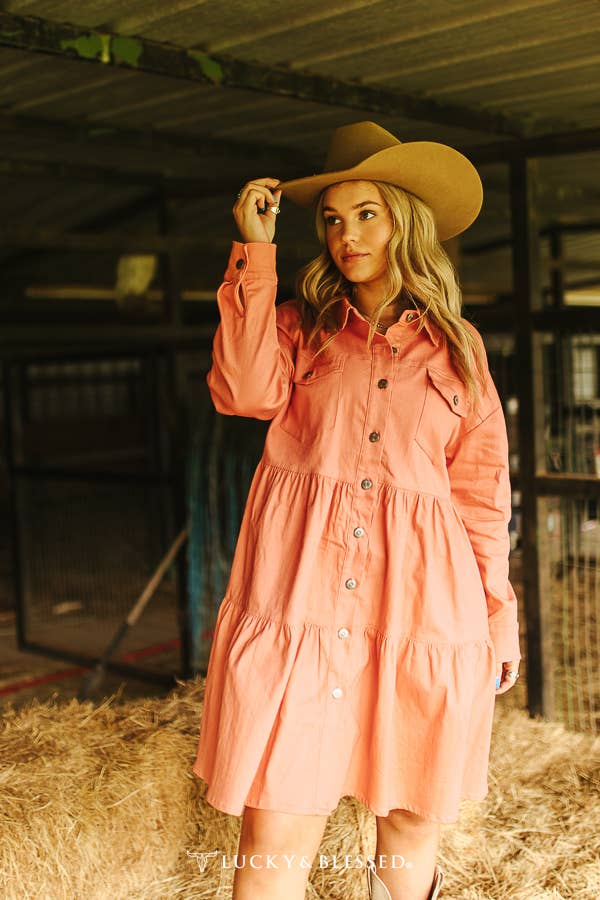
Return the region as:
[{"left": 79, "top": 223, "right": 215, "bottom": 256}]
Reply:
[{"left": 278, "top": 141, "right": 482, "bottom": 241}]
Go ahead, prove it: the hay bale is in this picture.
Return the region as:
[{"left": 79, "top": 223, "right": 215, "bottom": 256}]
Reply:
[{"left": 0, "top": 680, "right": 598, "bottom": 899}]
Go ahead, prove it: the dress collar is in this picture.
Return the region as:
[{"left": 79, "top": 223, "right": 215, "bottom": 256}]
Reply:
[{"left": 337, "top": 295, "right": 441, "bottom": 348}]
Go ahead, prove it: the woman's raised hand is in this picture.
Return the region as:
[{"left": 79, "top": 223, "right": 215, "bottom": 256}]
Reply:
[{"left": 233, "top": 177, "right": 282, "bottom": 244}]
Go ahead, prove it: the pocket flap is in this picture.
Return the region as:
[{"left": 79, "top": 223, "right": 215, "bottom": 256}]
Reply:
[
  {"left": 426, "top": 367, "right": 469, "bottom": 417},
  {"left": 292, "top": 356, "right": 345, "bottom": 384}
]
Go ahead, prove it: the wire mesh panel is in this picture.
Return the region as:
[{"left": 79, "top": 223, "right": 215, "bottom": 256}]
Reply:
[
  {"left": 542, "top": 494, "right": 600, "bottom": 733},
  {"left": 18, "top": 475, "right": 179, "bottom": 671},
  {"left": 485, "top": 324, "right": 600, "bottom": 733},
  {"left": 544, "top": 333, "right": 600, "bottom": 476},
  {"left": 4, "top": 351, "right": 185, "bottom": 683},
  {"left": 539, "top": 328, "right": 600, "bottom": 733}
]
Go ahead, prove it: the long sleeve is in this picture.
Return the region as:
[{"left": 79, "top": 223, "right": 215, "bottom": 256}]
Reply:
[
  {"left": 445, "top": 371, "right": 522, "bottom": 663},
  {"left": 206, "top": 240, "right": 298, "bottom": 419}
]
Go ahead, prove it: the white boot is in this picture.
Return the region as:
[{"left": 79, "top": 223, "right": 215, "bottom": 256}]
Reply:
[
  {"left": 428, "top": 864, "right": 444, "bottom": 900},
  {"left": 366, "top": 859, "right": 444, "bottom": 899},
  {"left": 366, "top": 861, "right": 392, "bottom": 900}
]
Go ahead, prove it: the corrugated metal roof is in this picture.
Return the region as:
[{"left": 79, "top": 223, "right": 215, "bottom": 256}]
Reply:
[{"left": 0, "top": 0, "right": 599, "bottom": 298}]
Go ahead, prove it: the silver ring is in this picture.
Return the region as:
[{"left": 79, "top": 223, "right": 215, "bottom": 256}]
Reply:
[
  {"left": 236, "top": 190, "right": 242, "bottom": 198},
  {"left": 505, "top": 671, "right": 520, "bottom": 679},
  {"left": 269, "top": 205, "right": 280, "bottom": 214}
]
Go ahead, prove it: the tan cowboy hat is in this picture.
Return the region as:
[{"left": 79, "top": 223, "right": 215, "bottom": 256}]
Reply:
[{"left": 278, "top": 121, "right": 483, "bottom": 241}]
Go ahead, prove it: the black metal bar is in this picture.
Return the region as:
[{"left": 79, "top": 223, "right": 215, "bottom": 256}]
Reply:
[
  {"left": 0, "top": 344, "right": 204, "bottom": 363},
  {"left": 17, "top": 640, "right": 177, "bottom": 687},
  {"left": 2, "top": 363, "right": 25, "bottom": 649},
  {"left": 145, "top": 352, "right": 161, "bottom": 475},
  {"left": 174, "top": 417, "right": 193, "bottom": 681},
  {"left": 535, "top": 474, "right": 600, "bottom": 497},
  {"left": 0, "top": 12, "right": 524, "bottom": 137},
  {"left": 532, "top": 308, "right": 600, "bottom": 330},
  {"left": 509, "top": 155, "right": 554, "bottom": 721},
  {"left": 10, "top": 465, "right": 172, "bottom": 483},
  {"left": 158, "top": 192, "right": 193, "bottom": 681},
  {"left": 464, "top": 126, "right": 600, "bottom": 165},
  {"left": 464, "top": 221, "right": 600, "bottom": 256},
  {"left": 469, "top": 305, "right": 600, "bottom": 334},
  {"left": 0, "top": 324, "right": 215, "bottom": 351}
]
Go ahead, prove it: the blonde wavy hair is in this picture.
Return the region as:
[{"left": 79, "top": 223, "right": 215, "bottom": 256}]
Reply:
[{"left": 293, "top": 180, "right": 490, "bottom": 410}]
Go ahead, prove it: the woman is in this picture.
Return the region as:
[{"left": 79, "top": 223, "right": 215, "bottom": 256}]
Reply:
[{"left": 192, "top": 121, "right": 522, "bottom": 900}]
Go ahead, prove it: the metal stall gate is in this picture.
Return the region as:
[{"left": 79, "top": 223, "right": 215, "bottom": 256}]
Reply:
[
  {"left": 470, "top": 218, "right": 600, "bottom": 735},
  {"left": 2, "top": 348, "right": 189, "bottom": 687}
]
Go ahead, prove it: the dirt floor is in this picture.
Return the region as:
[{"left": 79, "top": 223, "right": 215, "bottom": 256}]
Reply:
[{"left": 0, "top": 609, "right": 179, "bottom": 711}]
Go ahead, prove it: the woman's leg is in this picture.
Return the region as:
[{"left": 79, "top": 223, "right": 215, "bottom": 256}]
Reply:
[
  {"left": 232, "top": 806, "right": 329, "bottom": 900},
  {"left": 373, "top": 808, "right": 441, "bottom": 900}
]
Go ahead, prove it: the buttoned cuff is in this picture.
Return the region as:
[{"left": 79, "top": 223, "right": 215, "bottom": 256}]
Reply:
[{"left": 224, "top": 240, "right": 277, "bottom": 283}]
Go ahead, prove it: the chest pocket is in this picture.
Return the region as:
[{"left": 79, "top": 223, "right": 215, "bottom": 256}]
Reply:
[
  {"left": 279, "top": 356, "right": 345, "bottom": 443},
  {"left": 415, "top": 366, "right": 469, "bottom": 463}
]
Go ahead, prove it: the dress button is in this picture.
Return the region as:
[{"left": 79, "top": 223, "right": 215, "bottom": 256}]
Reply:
[
  {"left": 345, "top": 578, "right": 357, "bottom": 589},
  {"left": 332, "top": 687, "right": 343, "bottom": 699},
  {"left": 377, "top": 379, "right": 388, "bottom": 389},
  {"left": 303, "top": 370, "right": 314, "bottom": 378},
  {"left": 353, "top": 526, "right": 364, "bottom": 537},
  {"left": 392, "top": 346, "right": 398, "bottom": 354},
  {"left": 361, "top": 478, "right": 372, "bottom": 490},
  {"left": 369, "top": 431, "right": 380, "bottom": 442},
  {"left": 338, "top": 627, "right": 350, "bottom": 639},
  {"left": 453, "top": 394, "right": 460, "bottom": 405},
  {"left": 235, "top": 258, "right": 245, "bottom": 269}
]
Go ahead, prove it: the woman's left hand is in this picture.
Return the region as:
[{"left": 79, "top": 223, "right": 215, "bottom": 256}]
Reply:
[{"left": 495, "top": 660, "right": 520, "bottom": 694}]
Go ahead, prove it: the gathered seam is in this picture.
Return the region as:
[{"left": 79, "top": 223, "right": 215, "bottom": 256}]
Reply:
[
  {"left": 220, "top": 594, "right": 493, "bottom": 650},
  {"left": 260, "top": 460, "right": 453, "bottom": 502}
]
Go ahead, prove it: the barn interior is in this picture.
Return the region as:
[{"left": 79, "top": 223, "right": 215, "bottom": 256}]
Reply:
[
  {"left": 0, "top": 1, "right": 598, "bottom": 723},
  {"left": 0, "top": 3, "right": 599, "bottom": 898},
  {"left": 1, "top": 1, "right": 599, "bottom": 724}
]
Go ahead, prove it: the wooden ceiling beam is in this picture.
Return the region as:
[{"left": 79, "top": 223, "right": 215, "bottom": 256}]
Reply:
[
  {"left": 0, "top": 11, "right": 524, "bottom": 137},
  {"left": 0, "top": 323, "right": 216, "bottom": 353},
  {"left": 0, "top": 113, "right": 309, "bottom": 174},
  {"left": 0, "top": 156, "right": 250, "bottom": 194},
  {"left": 463, "top": 221, "right": 600, "bottom": 256},
  {"left": 0, "top": 226, "right": 211, "bottom": 253},
  {"left": 0, "top": 190, "right": 161, "bottom": 274},
  {"left": 0, "top": 225, "right": 314, "bottom": 260},
  {"left": 463, "top": 126, "right": 600, "bottom": 165}
]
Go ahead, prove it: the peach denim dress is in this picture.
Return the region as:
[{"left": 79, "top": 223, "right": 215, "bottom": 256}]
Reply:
[{"left": 192, "top": 240, "right": 522, "bottom": 823}]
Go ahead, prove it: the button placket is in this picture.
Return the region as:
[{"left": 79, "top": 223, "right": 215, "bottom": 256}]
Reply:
[
  {"left": 331, "top": 350, "right": 391, "bottom": 714},
  {"left": 339, "top": 357, "right": 390, "bottom": 609}
]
